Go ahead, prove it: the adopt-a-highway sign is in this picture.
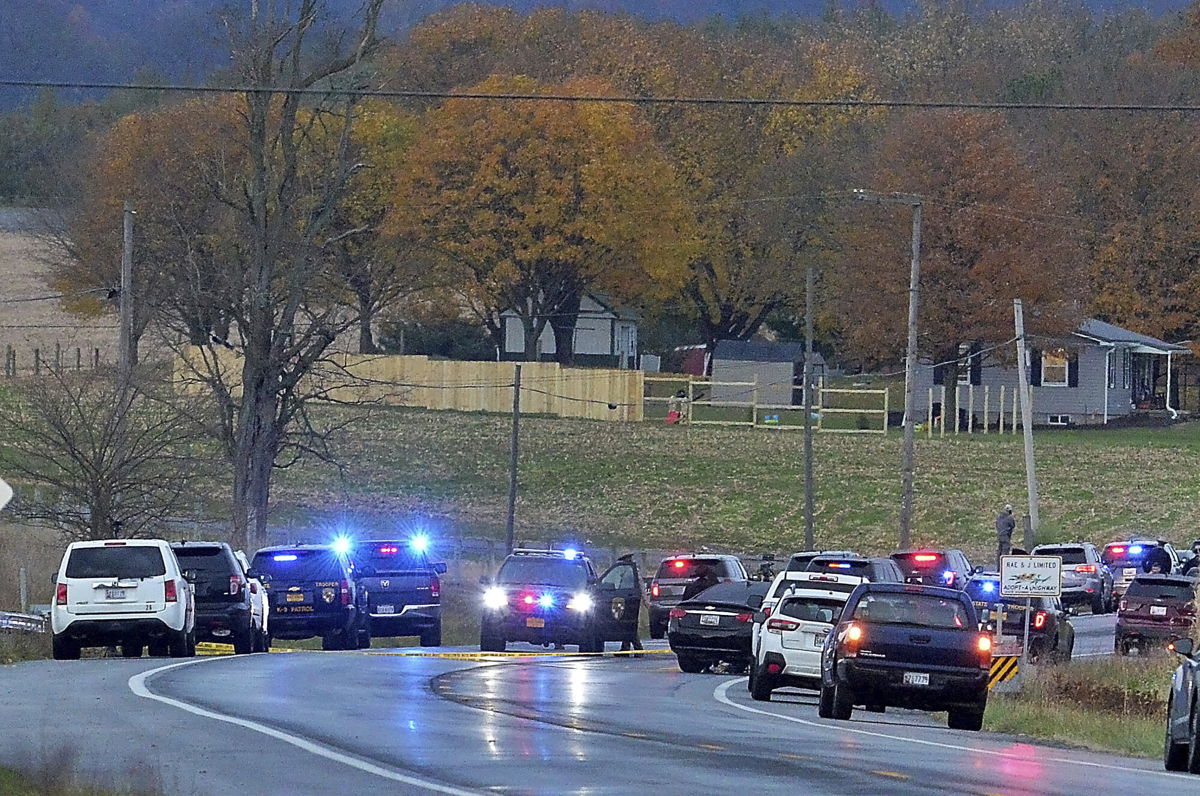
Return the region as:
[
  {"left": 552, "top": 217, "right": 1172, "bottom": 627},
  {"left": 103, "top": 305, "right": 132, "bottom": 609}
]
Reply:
[
  {"left": 1000, "top": 555, "right": 1062, "bottom": 598},
  {"left": 0, "top": 475, "right": 11, "bottom": 511}
]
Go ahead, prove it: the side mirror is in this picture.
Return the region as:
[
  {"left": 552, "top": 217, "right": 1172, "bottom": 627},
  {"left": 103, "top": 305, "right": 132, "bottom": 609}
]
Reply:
[
  {"left": 50, "top": 573, "right": 59, "bottom": 585},
  {"left": 752, "top": 611, "right": 767, "bottom": 624},
  {"left": 747, "top": 594, "right": 764, "bottom": 610},
  {"left": 433, "top": 562, "right": 448, "bottom": 575},
  {"left": 1170, "top": 638, "right": 1195, "bottom": 658}
]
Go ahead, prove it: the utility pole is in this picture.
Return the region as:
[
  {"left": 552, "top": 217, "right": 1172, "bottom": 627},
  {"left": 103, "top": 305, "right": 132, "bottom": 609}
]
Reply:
[
  {"left": 118, "top": 201, "right": 135, "bottom": 385},
  {"left": 505, "top": 363, "right": 522, "bottom": 552},
  {"left": 1012, "top": 299, "right": 1041, "bottom": 539},
  {"left": 802, "top": 261, "right": 815, "bottom": 551},
  {"left": 852, "top": 189, "right": 922, "bottom": 549}
]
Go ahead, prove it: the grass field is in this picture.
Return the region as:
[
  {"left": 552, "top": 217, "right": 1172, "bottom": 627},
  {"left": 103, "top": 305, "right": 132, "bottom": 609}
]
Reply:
[{"left": 270, "top": 406, "right": 1200, "bottom": 562}]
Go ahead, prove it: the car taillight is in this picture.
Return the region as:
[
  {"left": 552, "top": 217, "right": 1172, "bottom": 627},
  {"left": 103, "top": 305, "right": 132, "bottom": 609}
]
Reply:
[
  {"left": 763, "top": 605, "right": 773, "bottom": 617},
  {"left": 165, "top": 579, "right": 178, "bottom": 603},
  {"left": 842, "top": 622, "right": 863, "bottom": 657},
  {"left": 735, "top": 612, "right": 754, "bottom": 623},
  {"left": 340, "top": 579, "right": 351, "bottom": 606},
  {"left": 56, "top": 583, "right": 67, "bottom": 605},
  {"left": 229, "top": 575, "right": 243, "bottom": 596},
  {"left": 1119, "top": 599, "right": 1127, "bottom": 611},
  {"left": 1110, "top": 546, "right": 1126, "bottom": 555},
  {"left": 977, "top": 634, "right": 993, "bottom": 667},
  {"left": 651, "top": 582, "right": 660, "bottom": 598},
  {"left": 766, "top": 617, "right": 800, "bottom": 633},
  {"left": 668, "top": 607, "right": 687, "bottom": 619},
  {"left": 1033, "top": 611, "right": 1047, "bottom": 629},
  {"left": 914, "top": 554, "right": 939, "bottom": 563},
  {"left": 1075, "top": 564, "right": 1097, "bottom": 574},
  {"left": 430, "top": 575, "right": 441, "bottom": 599}
]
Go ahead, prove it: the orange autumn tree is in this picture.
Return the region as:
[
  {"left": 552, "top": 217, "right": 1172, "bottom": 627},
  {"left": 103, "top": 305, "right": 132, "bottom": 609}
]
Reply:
[
  {"left": 832, "top": 111, "right": 1083, "bottom": 410},
  {"left": 386, "top": 74, "right": 694, "bottom": 364}
]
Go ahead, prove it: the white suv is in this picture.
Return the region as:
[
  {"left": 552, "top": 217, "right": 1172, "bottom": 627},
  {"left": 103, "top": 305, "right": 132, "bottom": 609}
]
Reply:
[
  {"left": 748, "top": 580, "right": 856, "bottom": 701},
  {"left": 51, "top": 539, "right": 196, "bottom": 660}
]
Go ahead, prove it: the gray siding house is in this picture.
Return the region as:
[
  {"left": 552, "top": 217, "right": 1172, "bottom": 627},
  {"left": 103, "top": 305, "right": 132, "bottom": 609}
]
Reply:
[
  {"left": 710, "top": 340, "right": 826, "bottom": 407},
  {"left": 912, "top": 319, "right": 1190, "bottom": 427},
  {"left": 500, "top": 293, "right": 638, "bottom": 368}
]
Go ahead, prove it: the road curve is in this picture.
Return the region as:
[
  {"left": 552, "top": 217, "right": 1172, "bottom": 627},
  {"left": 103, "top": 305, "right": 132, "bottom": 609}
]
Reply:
[{"left": 0, "top": 638, "right": 1187, "bottom": 795}]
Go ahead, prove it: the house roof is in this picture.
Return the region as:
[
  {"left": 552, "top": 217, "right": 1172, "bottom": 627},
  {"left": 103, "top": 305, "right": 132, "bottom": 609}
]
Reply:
[
  {"left": 713, "top": 340, "right": 826, "bottom": 364},
  {"left": 498, "top": 291, "right": 638, "bottom": 322},
  {"left": 1075, "top": 319, "right": 1190, "bottom": 354}
]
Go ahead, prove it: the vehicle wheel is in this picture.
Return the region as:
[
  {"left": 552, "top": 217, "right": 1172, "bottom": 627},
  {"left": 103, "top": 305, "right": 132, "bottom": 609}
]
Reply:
[
  {"left": 649, "top": 621, "right": 666, "bottom": 640},
  {"left": 750, "top": 664, "right": 774, "bottom": 702},
  {"left": 1187, "top": 705, "right": 1200, "bottom": 774},
  {"left": 52, "top": 634, "right": 81, "bottom": 661},
  {"left": 321, "top": 631, "right": 347, "bottom": 652},
  {"left": 676, "top": 653, "right": 707, "bottom": 674},
  {"left": 1165, "top": 723, "right": 1189, "bottom": 771},
  {"left": 830, "top": 681, "right": 854, "bottom": 721},
  {"left": 1091, "top": 592, "right": 1105, "bottom": 615},
  {"left": 581, "top": 631, "right": 604, "bottom": 654},
  {"left": 261, "top": 632, "right": 272, "bottom": 652},
  {"left": 747, "top": 662, "right": 757, "bottom": 693},
  {"left": 120, "top": 643, "right": 143, "bottom": 659},
  {"left": 947, "top": 706, "right": 985, "bottom": 732},
  {"left": 480, "top": 622, "right": 506, "bottom": 653},
  {"left": 234, "top": 628, "right": 255, "bottom": 655},
  {"left": 420, "top": 624, "right": 442, "bottom": 648},
  {"left": 168, "top": 629, "right": 190, "bottom": 658},
  {"left": 817, "top": 683, "right": 835, "bottom": 718},
  {"left": 186, "top": 630, "right": 197, "bottom": 657},
  {"left": 356, "top": 617, "right": 372, "bottom": 650}
]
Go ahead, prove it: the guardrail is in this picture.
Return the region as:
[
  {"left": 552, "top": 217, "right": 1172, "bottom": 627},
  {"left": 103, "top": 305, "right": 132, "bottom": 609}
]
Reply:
[{"left": 0, "top": 611, "right": 47, "bottom": 634}]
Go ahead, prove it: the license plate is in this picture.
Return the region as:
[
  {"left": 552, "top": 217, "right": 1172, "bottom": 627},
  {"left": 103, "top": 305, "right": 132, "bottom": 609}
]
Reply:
[
  {"left": 377, "top": 605, "right": 395, "bottom": 614},
  {"left": 526, "top": 617, "right": 545, "bottom": 628},
  {"left": 105, "top": 589, "right": 126, "bottom": 600},
  {"left": 1123, "top": 568, "right": 1137, "bottom": 578},
  {"left": 808, "top": 631, "right": 828, "bottom": 646},
  {"left": 699, "top": 614, "right": 720, "bottom": 626},
  {"left": 286, "top": 593, "right": 305, "bottom": 603},
  {"left": 903, "top": 672, "right": 930, "bottom": 686},
  {"left": 1151, "top": 605, "right": 1168, "bottom": 616}
]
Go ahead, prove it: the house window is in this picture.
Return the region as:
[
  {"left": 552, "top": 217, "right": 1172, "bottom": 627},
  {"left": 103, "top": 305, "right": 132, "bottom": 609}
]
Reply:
[
  {"left": 1048, "top": 414, "right": 1071, "bottom": 426},
  {"left": 1107, "top": 350, "right": 1117, "bottom": 389},
  {"left": 1041, "top": 348, "right": 1069, "bottom": 387}
]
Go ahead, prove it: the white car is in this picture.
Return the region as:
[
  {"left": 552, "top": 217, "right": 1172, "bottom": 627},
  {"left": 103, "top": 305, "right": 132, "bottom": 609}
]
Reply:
[
  {"left": 234, "top": 550, "right": 270, "bottom": 649},
  {"left": 751, "top": 570, "right": 864, "bottom": 659},
  {"left": 748, "top": 580, "right": 855, "bottom": 701},
  {"left": 51, "top": 539, "right": 196, "bottom": 660}
]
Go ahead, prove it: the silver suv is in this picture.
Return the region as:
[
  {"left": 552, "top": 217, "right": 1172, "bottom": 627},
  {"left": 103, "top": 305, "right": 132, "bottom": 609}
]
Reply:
[
  {"left": 1032, "top": 542, "right": 1114, "bottom": 614},
  {"left": 647, "top": 554, "right": 748, "bottom": 638}
]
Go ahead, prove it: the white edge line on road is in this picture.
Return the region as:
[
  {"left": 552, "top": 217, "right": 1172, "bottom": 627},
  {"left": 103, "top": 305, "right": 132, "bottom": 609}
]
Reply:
[
  {"left": 128, "top": 656, "right": 477, "bottom": 795},
  {"left": 712, "top": 678, "right": 1195, "bottom": 781}
]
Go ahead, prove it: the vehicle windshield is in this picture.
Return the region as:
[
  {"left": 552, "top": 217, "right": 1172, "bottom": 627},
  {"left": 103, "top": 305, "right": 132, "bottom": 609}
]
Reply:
[
  {"left": 173, "top": 547, "right": 232, "bottom": 577},
  {"left": 497, "top": 557, "right": 589, "bottom": 588},
  {"left": 356, "top": 543, "right": 428, "bottom": 575},
  {"left": 777, "top": 596, "right": 845, "bottom": 624},
  {"left": 656, "top": 558, "right": 724, "bottom": 579},
  {"left": 770, "top": 577, "right": 858, "bottom": 600},
  {"left": 253, "top": 550, "right": 346, "bottom": 581},
  {"left": 851, "top": 592, "right": 971, "bottom": 629},
  {"left": 65, "top": 546, "right": 166, "bottom": 579},
  {"left": 892, "top": 553, "right": 955, "bottom": 586},
  {"left": 686, "top": 582, "right": 768, "bottom": 605},
  {"left": 1035, "top": 547, "right": 1088, "bottom": 565},
  {"left": 805, "top": 559, "right": 872, "bottom": 578},
  {"left": 1126, "top": 580, "right": 1195, "bottom": 603}
]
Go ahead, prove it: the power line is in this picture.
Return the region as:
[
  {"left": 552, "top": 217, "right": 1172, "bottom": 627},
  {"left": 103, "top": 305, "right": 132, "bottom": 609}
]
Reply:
[{"left": 4, "top": 79, "right": 1200, "bottom": 113}]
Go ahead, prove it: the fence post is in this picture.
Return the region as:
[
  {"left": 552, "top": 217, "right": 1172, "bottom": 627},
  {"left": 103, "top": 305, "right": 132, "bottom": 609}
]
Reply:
[
  {"left": 93, "top": 348, "right": 100, "bottom": 369},
  {"left": 927, "top": 387, "right": 933, "bottom": 437},
  {"left": 954, "top": 385, "right": 962, "bottom": 434},
  {"left": 968, "top": 384, "right": 975, "bottom": 433},
  {"left": 998, "top": 385, "right": 1005, "bottom": 434},
  {"left": 882, "top": 386, "right": 890, "bottom": 434},
  {"left": 686, "top": 377, "right": 694, "bottom": 425},
  {"left": 4, "top": 345, "right": 10, "bottom": 377},
  {"left": 751, "top": 376, "right": 758, "bottom": 428},
  {"left": 983, "top": 386, "right": 990, "bottom": 434},
  {"left": 940, "top": 386, "right": 947, "bottom": 437},
  {"left": 1012, "top": 386, "right": 1018, "bottom": 433},
  {"left": 33, "top": 348, "right": 41, "bottom": 376},
  {"left": 75, "top": 347, "right": 82, "bottom": 371}
]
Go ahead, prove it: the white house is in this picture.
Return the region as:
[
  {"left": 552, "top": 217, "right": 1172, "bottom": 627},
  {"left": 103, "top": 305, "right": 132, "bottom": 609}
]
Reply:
[{"left": 500, "top": 293, "right": 639, "bottom": 369}]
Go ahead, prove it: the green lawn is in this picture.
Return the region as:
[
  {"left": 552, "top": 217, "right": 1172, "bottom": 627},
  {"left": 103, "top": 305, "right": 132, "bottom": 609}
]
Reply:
[{"left": 271, "top": 405, "right": 1200, "bottom": 560}]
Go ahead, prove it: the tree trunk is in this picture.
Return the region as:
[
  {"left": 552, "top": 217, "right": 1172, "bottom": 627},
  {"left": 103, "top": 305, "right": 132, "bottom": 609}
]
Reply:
[
  {"left": 522, "top": 315, "right": 541, "bottom": 361},
  {"left": 357, "top": 304, "right": 378, "bottom": 354},
  {"left": 549, "top": 290, "right": 583, "bottom": 366},
  {"left": 231, "top": 344, "right": 280, "bottom": 552}
]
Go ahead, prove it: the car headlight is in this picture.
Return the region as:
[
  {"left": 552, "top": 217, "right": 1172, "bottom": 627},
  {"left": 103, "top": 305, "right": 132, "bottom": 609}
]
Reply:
[
  {"left": 567, "top": 593, "right": 594, "bottom": 612},
  {"left": 483, "top": 587, "right": 508, "bottom": 610}
]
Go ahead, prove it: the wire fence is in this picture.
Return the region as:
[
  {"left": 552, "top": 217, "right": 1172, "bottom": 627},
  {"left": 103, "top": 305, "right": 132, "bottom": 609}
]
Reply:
[{"left": 2, "top": 343, "right": 106, "bottom": 377}]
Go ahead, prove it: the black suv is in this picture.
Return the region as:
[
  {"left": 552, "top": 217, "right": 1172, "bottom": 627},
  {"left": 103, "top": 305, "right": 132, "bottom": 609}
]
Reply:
[
  {"left": 891, "top": 549, "right": 976, "bottom": 589},
  {"left": 647, "top": 554, "right": 748, "bottom": 639},
  {"left": 819, "top": 583, "right": 991, "bottom": 731},
  {"left": 353, "top": 538, "right": 446, "bottom": 647},
  {"left": 171, "top": 541, "right": 266, "bottom": 654},
  {"left": 249, "top": 545, "right": 370, "bottom": 651},
  {"left": 804, "top": 555, "right": 904, "bottom": 583},
  {"left": 964, "top": 572, "right": 1074, "bottom": 663},
  {"left": 481, "top": 549, "right": 642, "bottom": 652}
]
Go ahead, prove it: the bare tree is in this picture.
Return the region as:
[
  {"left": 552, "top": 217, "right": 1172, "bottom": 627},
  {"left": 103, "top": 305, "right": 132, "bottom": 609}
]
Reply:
[{"left": 0, "top": 371, "right": 203, "bottom": 542}]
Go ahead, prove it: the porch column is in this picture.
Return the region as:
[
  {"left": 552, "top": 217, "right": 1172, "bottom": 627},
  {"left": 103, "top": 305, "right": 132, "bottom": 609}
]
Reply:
[{"left": 1167, "top": 352, "right": 1175, "bottom": 416}]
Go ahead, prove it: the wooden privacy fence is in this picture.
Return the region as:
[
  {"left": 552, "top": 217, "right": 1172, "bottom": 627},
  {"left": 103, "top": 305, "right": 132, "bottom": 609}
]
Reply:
[
  {"left": 176, "top": 349, "right": 644, "bottom": 422},
  {"left": 924, "top": 384, "right": 1032, "bottom": 435},
  {"left": 3, "top": 344, "right": 103, "bottom": 377},
  {"left": 643, "top": 374, "right": 889, "bottom": 434}
]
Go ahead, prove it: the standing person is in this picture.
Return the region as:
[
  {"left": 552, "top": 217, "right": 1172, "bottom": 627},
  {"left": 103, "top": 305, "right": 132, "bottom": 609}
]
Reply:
[
  {"left": 995, "top": 504, "right": 1016, "bottom": 568},
  {"left": 682, "top": 563, "right": 719, "bottom": 601}
]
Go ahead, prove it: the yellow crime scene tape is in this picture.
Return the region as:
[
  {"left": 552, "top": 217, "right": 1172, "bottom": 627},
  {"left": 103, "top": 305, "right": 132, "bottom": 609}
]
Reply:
[
  {"left": 988, "top": 655, "right": 1019, "bottom": 689},
  {"left": 196, "top": 641, "right": 673, "bottom": 660}
]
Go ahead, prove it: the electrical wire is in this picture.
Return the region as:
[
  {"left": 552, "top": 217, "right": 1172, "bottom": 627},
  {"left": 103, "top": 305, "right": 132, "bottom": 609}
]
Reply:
[{"left": 4, "top": 79, "right": 1200, "bottom": 113}]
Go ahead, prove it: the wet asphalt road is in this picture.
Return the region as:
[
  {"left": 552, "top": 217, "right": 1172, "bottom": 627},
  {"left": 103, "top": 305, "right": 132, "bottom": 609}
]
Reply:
[{"left": 0, "top": 612, "right": 1187, "bottom": 795}]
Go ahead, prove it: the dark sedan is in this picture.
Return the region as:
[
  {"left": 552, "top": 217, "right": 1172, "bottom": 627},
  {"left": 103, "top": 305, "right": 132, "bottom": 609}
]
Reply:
[
  {"left": 667, "top": 581, "right": 770, "bottom": 674},
  {"left": 1164, "top": 637, "right": 1200, "bottom": 773}
]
